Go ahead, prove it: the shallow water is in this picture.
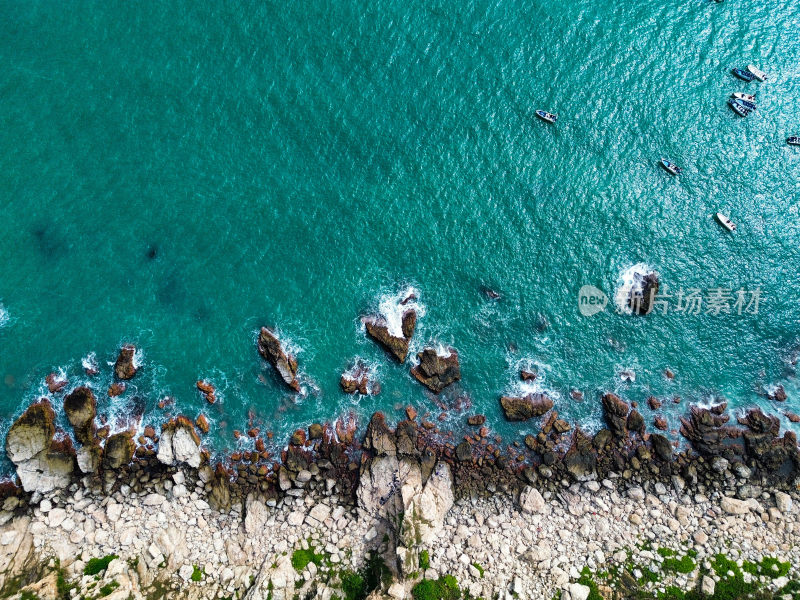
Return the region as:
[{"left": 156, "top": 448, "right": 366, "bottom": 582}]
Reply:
[{"left": 2, "top": 0, "right": 800, "bottom": 469}]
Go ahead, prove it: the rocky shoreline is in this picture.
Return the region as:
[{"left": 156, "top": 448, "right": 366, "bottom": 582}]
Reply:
[{"left": 1, "top": 388, "right": 800, "bottom": 599}]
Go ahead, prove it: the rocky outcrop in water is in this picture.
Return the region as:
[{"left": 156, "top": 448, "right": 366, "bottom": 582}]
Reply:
[
  {"left": 602, "top": 393, "right": 630, "bottom": 438},
  {"left": 410, "top": 347, "right": 461, "bottom": 393},
  {"left": 340, "top": 360, "right": 379, "bottom": 395},
  {"left": 500, "top": 394, "right": 553, "bottom": 421},
  {"left": 362, "top": 309, "right": 416, "bottom": 362},
  {"left": 157, "top": 416, "right": 202, "bottom": 469},
  {"left": 63, "top": 386, "right": 96, "bottom": 445},
  {"left": 679, "top": 403, "right": 731, "bottom": 457},
  {"left": 5, "top": 400, "right": 75, "bottom": 493},
  {"left": 103, "top": 431, "right": 135, "bottom": 470},
  {"left": 257, "top": 327, "right": 300, "bottom": 392},
  {"left": 114, "top": 344, "right": 138, "bottom": 380},
  {"left": 628, "top": 270, "right": 660, "bottom": 315}
]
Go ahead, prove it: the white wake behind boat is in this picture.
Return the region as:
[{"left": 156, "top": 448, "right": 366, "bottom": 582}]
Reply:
[
  {"left": 731, "top": 92, "right": 756, "bottom": 102},
  {"left": 746, "top": 65, "right": 767, "bottom": 81},
  {"left": 715, "top": 212, "right": 736, "bottom": 232}
]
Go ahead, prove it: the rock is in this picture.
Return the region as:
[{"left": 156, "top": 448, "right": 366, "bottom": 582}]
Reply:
[
  {"left": 775, "top": 491, "right": 792, "bottom": 513},
  {"left": 467, "top": 415, "right": 486, "bottom": 426},
  {"left": 455, "top": 442, "right": 472, "bottom": 462},
  {"left": 654, "top": 416, "right": 668, "bottom": 430},
  {"left": 244, "top": 554, "right": 297, "bottom": 600},
  {"left": 113, "top": 344, "right": 138, "bottom": 380},
  {"left": 592, "top": 429, "right": 612, "bottom": 450},
  {"left": 15, "top": 449, "right": 74, "bottom": 494},
  {"left": 628, "top": 269, "right": 660, "bottom": 315},
  {"left": 520, "top": 369, "right": 537, "bottom": 381},
  {"left": 103, "top": 432, "right": 134, "bottom": 470},
  {"left": 410, "top": 347, "right": 461, "bottom": 393},
  {"left": 499, "top": 394, "right": 553, "bottom": 421},
  {"left": 196, "top": 414, "right": 210, "bottom": 434},
  {"left": 721, "top": 496, "right": 751, "bottom": 515},
  {"left": 107, "top": 382, "right": 126, "bottom": 397},
  {"left": 570, "top": 389, "right": 584, "bottom": 402},
  {"left": 45, "top": 373, "right": 67, "bottom": 394},
  {"left": 208, "top": 466, "right": 231, "bottom": 512},
  {"left": 363, "top": 309, "right": 416, "bottom": 363},
  {"left": 568, "top": 583, "right": 591, "bottom": 600},
  {"left": 6, "top": 400, "right": 56, "bottom": 464},
  {"left": 196, "top": 380, "right": 216, "bottom": 404},
  {"left": 340, "top": 360, "right": 378, "bottom": 395},
  {"left": 257, "top": 327, "right": 300, "bottom": 391},
  {"left": 364, "top": 413, "right": 396, "bottom": 456},
  {"left": 785, "top": 411, "right": 800, "bottom": 423},
  {"left": 157, "top": 417, "right": 202, "bottom": 469},
  {"left": 395, "top": 420, "right": 418, "bottom": 456},
  {"left": 626, "top": 409, "right": 644, "bottom": 435},
  {"left": 564, "top": 429, "right": 597, "bottom": 481},
  {"left": 647, "top": 396, "right": 662, "bottom": 410},
  {"left": 519, "top": 486, "right": 545, "bottom": 514},
  {"left": 602, "top": 393, "right": 630, "bottom": 439},
  {"left": 680, "top": 404, "right": 730, "bottom": 457},
  {"left": 76, "top": 443, "right": 102, "bottom": 474},
  {"left": 63, "top": 387, "right": 97, "bottom": 445},
  {"left": 711, "top": 456, "right": 729, "bottom": 473},
  {"left": 701, "top": 575, "right": 715, "bottom": 596},
  {"left": 650, "top": 434, "right": 673, "bottom": 462},
  {"left": 767, "top": 385, "right": 787, "bottom": 402},
  {"left": 308, "top": 423, "right": 323, "bottom": 440}
]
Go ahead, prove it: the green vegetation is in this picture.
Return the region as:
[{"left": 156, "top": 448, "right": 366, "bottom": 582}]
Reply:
[
  {"left": 419, "top": 550, "right": 430, "bottom": 571},
  {"left": 83, "top": 555, "right": 118, "bottom": 576},
  {"left": 576, "top": 567, "right": 604, "bottom": 600},
  {"left": 99, "top": 580, "right": 120, "bottom": 597},
  {"left": 662, "top": 554, "right": 696, "bottom": 574},
  {"left": 291, "top": 546, "right": 326, "bottom": 572},
  {"left": 191, "top": 565, "right": 205, "bottom": 582},
  {"left": 19, "top": 592, "right": 40, "bottom": 600},
  {"left": 471, "top": 562, "right": 484, "bottom": 578},
  {"left": 411, "top": 575, "right": 461, "bottom": 600}
]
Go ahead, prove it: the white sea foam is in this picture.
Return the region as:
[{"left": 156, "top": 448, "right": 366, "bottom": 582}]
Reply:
[
  {"left": 614, "top": 262, "right": 652, "bottom": 314},
  {"left": 376, "top": 285, "right": 425, "bottom": 338},
  {"left": 0, "top": 304, "right": 9, "bottom": 328}
]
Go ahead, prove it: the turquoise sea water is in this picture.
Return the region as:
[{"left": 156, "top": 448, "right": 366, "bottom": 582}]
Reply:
[{"left": 2, "top": 0, "right": 800, "bottom": 470}]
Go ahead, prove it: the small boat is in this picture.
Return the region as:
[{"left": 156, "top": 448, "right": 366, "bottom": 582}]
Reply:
[
  {"left": 715, "top": 212, "right": 736, "bottom": 232},
  {"left": 746, "top": 65, "right": 767, "bottom": 81},
  {"left": 737, "top": 99, "right": 757, "bottom": 111},
  {"left": 731, "top": 92, "right": 756, "bottom": 102},
  {"left": 788, "top": 137, "right": 800, "bottom": 146},
  {"left": 660, "top": 158, "right": 682, "bottom": 175},
  {"left": 535, "top": 110, "right": 557, "bottom": 123},
  {"left": 728, "top": 98, "right": 751, "bottom": 117},
  {"left": 732, "top": 68, "right": 755, "bottom": 82}
]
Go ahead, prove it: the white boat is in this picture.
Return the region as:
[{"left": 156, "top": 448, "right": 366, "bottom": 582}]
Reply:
[
  {"left": 731, "top": 92, "right": 756, "bottom": 102},
  {"left": 746, "top": 65, "right": 767, "bottom": 81},
  {"left": 535, "top": 110, "right": 558, "bottom": 123},
  {"left": 715, "top": 212, "right": 736, "bottom": 232}
]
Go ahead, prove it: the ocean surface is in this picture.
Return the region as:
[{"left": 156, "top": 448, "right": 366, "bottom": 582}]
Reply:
[{"left": 2, "top": 0, "right": 800, "bottom": 470}]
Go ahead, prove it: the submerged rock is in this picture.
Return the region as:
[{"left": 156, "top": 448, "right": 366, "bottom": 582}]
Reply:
[
  {"left": 500, "top": 394, "right": 553, "bottom": 421},
  {"left": 63, "top": 386, "right": 97, "bottom": 445},
  {"left": 113, "top": 344, "right": 138, "bottom": 380},
  {"left": 257, "top": 327, "right": 300, "bottom": 392},
  {"left": 410, "top": 347, "right": 461, "bottom": 393},
  {"left": 340, "top": 360, "right": 378, "bottom": 395},
  {"left": 362, "top": 309, "right": 416, "bottom": 362},
  {"left": 45, "top": 373, "right": 67, "bottom": 394}
]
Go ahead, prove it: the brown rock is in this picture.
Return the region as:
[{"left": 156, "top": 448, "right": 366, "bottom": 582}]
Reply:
[
  {"left": 308, "top": 423, "right": 323, "bottom": 440},
  {"left": 602, "top": 393, "right": 630, "bottom": 438},
  {"left": 785, "top": 411, "right": 800, "bottom": 423},
  {"left": 647, "top": 396, "right": 662, "bottom": 410},
  {"left": 467, "top": 415, "right": 486, "bottom": 426},
  {"left": 362, "top": 310, "right": 416, "bottom": 362},
  {"left": 499, "top": 394, "right": 553, "bottom": 421},
  {"left": 113, "top": 344, "right": 138, "bottom": 380},
  {"left": 553, "top": 419, "right": 571, "bottom": 434},
  {"left": 255, "top": 438, "right": 265, "bottom": 452},
  {"left": 63, "top": 387, "right": 97, "bottom": 445},
  {"left": 257, "top": 327, "right": 300, "bottom": 391},
  {"left": 45, "top": 373, "right": 67, "bottom": 394},
  {"left": 654, "top": 416, "right": 668, "bottom": 430},
  {"left": 664, "top": 368, "right": 675, "bottom": 379},
  {"left": 406, "top": 406, "right": 418, "bottom": 421},
  {"left": 768, "top": 385, "right": 788, "bottom": 402},
  {"left": 248, "top": 428, "right": 259, "bottom": 438},
  {"left": 410, "top": 347, "right": 461, "bottom": 393},
  {"left": 196, "top": 415, "right": 210, "bottom": 434},
  {"left": 520, "top": 370, "right": 537, "bottom": 382},
  {"left": 340, "top": 360, "right": 374, "bottom": 395},
  {"left": 290, "top": 429, "right": 306, "bottom": 446},
  {"left": 108, "top": 382, "right": 126, "bottom": 398},
  {"left": 144, "top": 426, "right": 156, "bottom": 440},
  {"left": 103, "top": 432, "right": 134, "bottom": 470},
  {"left": 570, "top": 389, "right": 584, "bottom": 402}
]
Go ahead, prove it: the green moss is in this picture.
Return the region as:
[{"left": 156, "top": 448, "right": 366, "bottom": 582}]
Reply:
[
  {"left": 20, "top": 591, "right": 40, "bottom": 600},
  {"left": 471, "top": 563, "right": 484, "bottom": 578},
  {"left": 340, "top": 570, "right": 366, "bottom": 600},
  {"left": 83, "top": 555, "right": 118, "bottom": 576},
  {"left": 419, "top": 550, "right": 430, "bottom": 571},
  {"left": 657, "top": 585, "right": 686, "bottom": 600},
  {"left": 657, "top": 548, "right": 676, "bottom": 558},
  {"left": 576, "top": 568, "right": 603, "bottom": 600},
  {"left": 662, "top": 555, "right": 696, "bottom": 574},
  {"left": 99, "top": 580, "right": 120, "bottom": 597},
  {"left": 191, "top": 565, "right": 204, "bottom": 582},
  {"left": 411, "top": 575, "right": 461, "bottom": 600},
  {"left": 758, "top": 556, "right": 790, "bottom": 579},
  {"left": 127, "top": 557, "right": 139, "bottom": 570},
  {"left": 291, "top": 547, "right": 325, "bottom": 572}
]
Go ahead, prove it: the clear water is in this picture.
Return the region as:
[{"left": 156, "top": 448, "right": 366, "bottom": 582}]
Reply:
[{"left": 2, "top": 0, "right": 800, "bottom": 470}]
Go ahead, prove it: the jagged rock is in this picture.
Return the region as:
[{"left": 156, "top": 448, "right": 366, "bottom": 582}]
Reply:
[
  {"left": 455, "top": 441, "right": 472, "bottom": 462},
  {"left": 628, "top": 270, "right": 660, "bottom": 315},
  {"left": 519, "top": 486, "right": 546, "bottom": 513},
  {"left": 63, "top": 387, "right": 96, "bottom": 445},
  {"left": 499, "top": 394, "right": 553, "bottom": 421},
  {"left": 103, "top": 432, "right": 134, "bottom": 470},
  {"left": 208, "top": 465, "right": 231, "bottom": 512},
  {"left": 651, "top": 434, "right": 673, "bottom": 462},
  {"left": 520, "top": 370, "right": 537, "bottom": 381},
  {"left": 767, "top": 385, "right": 787, "bottom": 402},
  {"left": 593, "top": 429, "right": 612, "bottom": 450},
  {"left": 157, "top": 417, "right": 202, "bottom": 468},
  {"left": 308, "top": 423, "right": 324, "bottom": 440},
  {"left": 680, "top": 404, "right": 731, "bottom": 457},
  {"left": 340, "top": 360, "right": 377, "bottom": 395},
  {"left": 395, "top": 420, "right": 418, "bottom": 456},
  {"left": 654, "top": 416, "right": 668, "bottom": 430},
  {"left": 358, "top": 454, "right": 421, "bottom": 520},
  {"left": 45, "top": 373, "right": 67, "bottom": 394},
  {"left": 410, "top": 347, "right": 461, "bottom": 393},
  {"left": 738, "top": 408, "right": 780, "bottom": 436},
  {"left": 362, "top": 309, "right": 416, "bottom": 362},
  {"left": 647, "top": 396, "right": 662, "bottom": 410},
  {"left": 244, "top": 554, "right": 297, "bottom": 600},
  {"left": 467, "top": 415, "right": 486, "bottom": 426},
  {"left": 113, "top": 344, "right": 138, "bottom": 380},
  {"left": 15, "top": 447, "right": 74, "bottom": 494},
  {"left": 6, "top": 400, "right": 56, "bottom": 464},
  {"left": 564, "top": 430, "right": 597, "bottom": 481},
  {"left": 76, "top": 443, "right": 102, "bottom": 474},
  {"left": 196, "top": 380, "right": 216, "bottom": 404},
  {"left": 257, "top": 327, "right": 300, "bottom": 392},
  {"left": 196, "top": 414, "right": 210, "bottom": 434},
  {"left": 602, "top": 393, "right": 630, "bottom": 438},
  {"left": 627, "top": 409, "right": 645, "bottom": 435},
  {"left": 364, "top": 413, "right": 396, "bottom": 456}
]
